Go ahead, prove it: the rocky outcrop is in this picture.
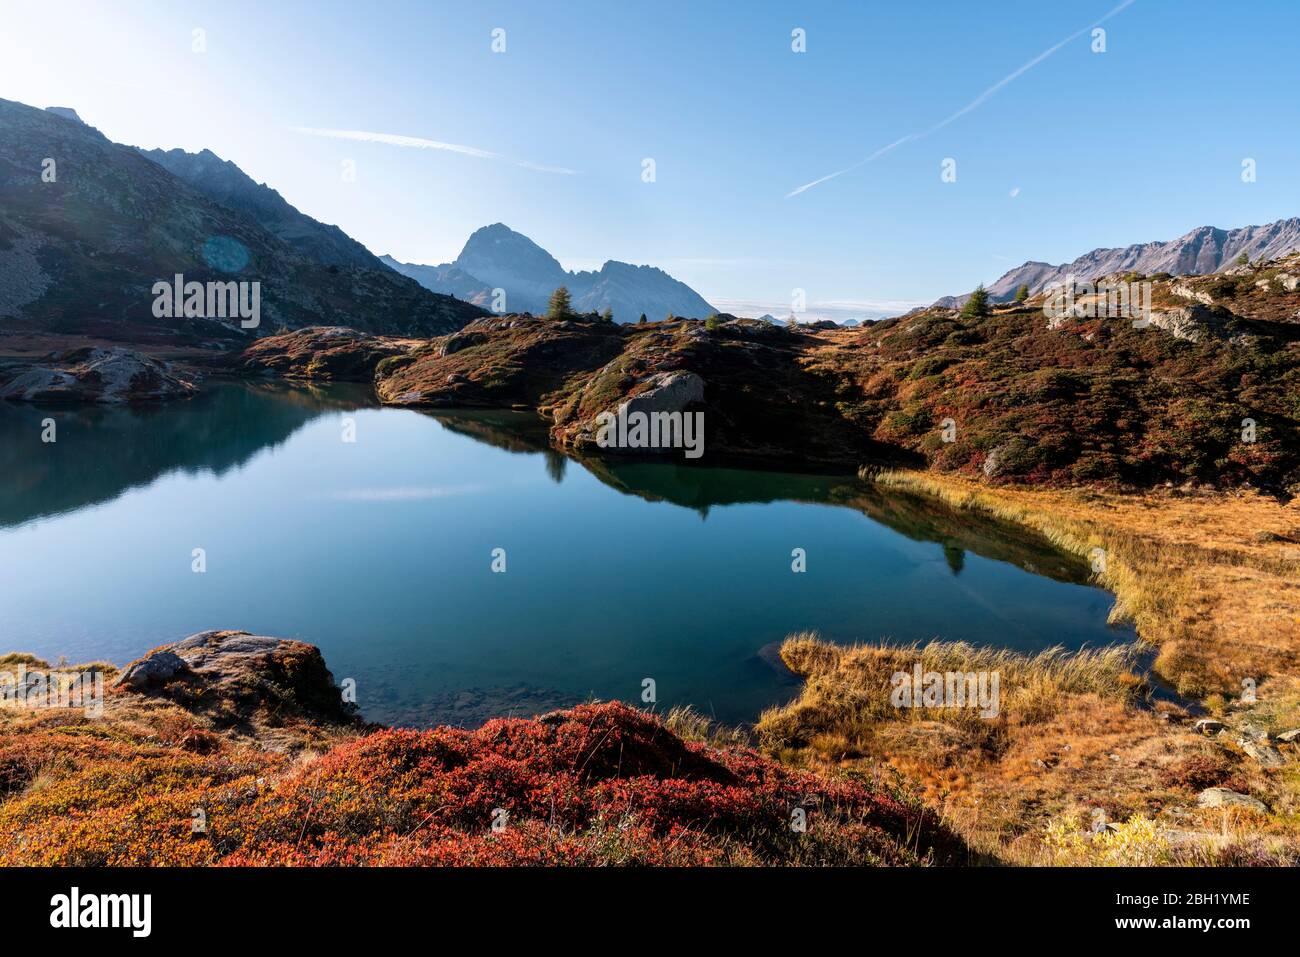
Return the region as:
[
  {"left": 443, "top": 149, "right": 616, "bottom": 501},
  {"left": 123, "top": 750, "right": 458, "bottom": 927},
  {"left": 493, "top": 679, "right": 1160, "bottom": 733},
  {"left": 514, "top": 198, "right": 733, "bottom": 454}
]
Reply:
[
  {"left": 0, "top": 347, "right": 198, "bottom": 403},
  {"left": 234, "top": 326, "right": 407, "bottom": 381},
  {"left": 115, "top": 630, "right": 359, "bottom": 729},
  {"left": 375, "top": 313, "right": 626, "bottom": 408},
  {"left": 1144, "top": 304, "right": 1230, "bottom": 343}
]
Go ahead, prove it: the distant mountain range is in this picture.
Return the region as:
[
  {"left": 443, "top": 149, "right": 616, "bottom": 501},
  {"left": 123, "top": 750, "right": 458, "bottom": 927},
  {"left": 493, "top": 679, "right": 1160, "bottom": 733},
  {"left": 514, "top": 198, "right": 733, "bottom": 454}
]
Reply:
[
  {"left": 934, "top": 217, "right": 1300, "bottom": 308},
  {"left": 382, "top": 223, "right": 717, "bottom": 323},
  {"left": 0, "top": 98, "right": 484, "bottom": 342}
]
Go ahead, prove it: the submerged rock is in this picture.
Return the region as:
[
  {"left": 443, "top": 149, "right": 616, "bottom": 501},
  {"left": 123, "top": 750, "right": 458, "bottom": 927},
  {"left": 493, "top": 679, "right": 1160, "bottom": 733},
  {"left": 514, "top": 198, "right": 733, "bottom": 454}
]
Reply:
[{"left": 0, "top": 347, "right": 198, "bottom": 404}]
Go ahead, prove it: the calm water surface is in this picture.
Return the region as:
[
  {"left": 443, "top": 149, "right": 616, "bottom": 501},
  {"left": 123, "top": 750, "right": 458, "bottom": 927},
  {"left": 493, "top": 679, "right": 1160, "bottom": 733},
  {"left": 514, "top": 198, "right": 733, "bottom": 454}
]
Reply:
[{"left": 0, "top": 382, "right": 1131, "bottom": 725}]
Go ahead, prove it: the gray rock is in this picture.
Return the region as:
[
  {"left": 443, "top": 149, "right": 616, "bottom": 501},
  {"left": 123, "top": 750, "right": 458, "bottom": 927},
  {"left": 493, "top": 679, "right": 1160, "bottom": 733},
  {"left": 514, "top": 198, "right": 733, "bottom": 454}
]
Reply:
[
  {"left": 116, "top": 650, "right": 188, "bottom": 689},
  {"left": 1239, "top": 738, "right": 1286, "bottom": 768},
  {"left": 1275, "top": 728, "right": 1300, "bottom": 743},
  {"left": 115, "top": 630, "right": 357, "bottom": 727},
  {"left": 1197, "top": 788, "right": 1267, "bottom": 812},
  {"left": 618, "top": 371, "right": 705, "bottom": 420},
  {"left": 1193, "top": 718, "right": 1224, "bottom": 735},
  {"left": 1144, "top": 304, "right": 1227, "bottom": 343}
]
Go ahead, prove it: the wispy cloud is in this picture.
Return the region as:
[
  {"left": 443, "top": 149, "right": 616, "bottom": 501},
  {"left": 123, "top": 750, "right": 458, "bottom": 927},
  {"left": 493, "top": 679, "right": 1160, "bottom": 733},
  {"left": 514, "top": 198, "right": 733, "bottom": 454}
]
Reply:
[
  {"left": 290, "top": 126, "right": 581, "bottom": 176},
  {"left": 786, "top": 0, "right": 1138, "bottom": 198},
  {"left": 320, "top": 484, "right": 485, "bottom": 502}
]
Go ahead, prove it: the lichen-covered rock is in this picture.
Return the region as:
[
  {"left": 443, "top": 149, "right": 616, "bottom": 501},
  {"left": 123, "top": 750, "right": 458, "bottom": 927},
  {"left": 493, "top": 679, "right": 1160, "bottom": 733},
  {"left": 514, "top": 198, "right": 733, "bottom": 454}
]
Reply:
[
  {"left": 233, "top": 326, "right": 407, "bottom": 381},
  {"left": 1144, "top": 304, "right": 1229, "bottom": 342},
  {"left": 1197, "top": 787, "right": 1267, "bottom": 812},
  {"left": 115, "top": 629, "right": 358, "bottom": 729},
  {"left": 0, "top": 347, "right": 198, "bottom": 404}
]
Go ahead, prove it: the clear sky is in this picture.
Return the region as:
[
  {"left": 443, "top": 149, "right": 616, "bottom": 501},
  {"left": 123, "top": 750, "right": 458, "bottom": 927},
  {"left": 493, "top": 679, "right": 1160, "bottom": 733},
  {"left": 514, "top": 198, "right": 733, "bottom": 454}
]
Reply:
[{"left": 3, "top": 0, "right": 1297, "bottom": 318}]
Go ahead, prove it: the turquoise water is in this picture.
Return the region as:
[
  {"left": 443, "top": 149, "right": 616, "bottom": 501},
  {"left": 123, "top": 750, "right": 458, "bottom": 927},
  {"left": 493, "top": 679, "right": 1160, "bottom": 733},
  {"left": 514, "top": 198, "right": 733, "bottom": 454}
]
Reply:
[{"left": 0, "top": 381, "right": 1130, "bottom": 726}]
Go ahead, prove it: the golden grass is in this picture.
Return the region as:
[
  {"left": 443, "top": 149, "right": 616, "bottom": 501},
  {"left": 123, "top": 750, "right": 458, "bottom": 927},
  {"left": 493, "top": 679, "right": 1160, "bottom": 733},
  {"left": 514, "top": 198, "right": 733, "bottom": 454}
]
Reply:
[
  {"left": 757, "top": 471, "right": 1300, "bottom": 864},
  {"left": 871, "top": 471, "right": 1300, "bottom": 697}
]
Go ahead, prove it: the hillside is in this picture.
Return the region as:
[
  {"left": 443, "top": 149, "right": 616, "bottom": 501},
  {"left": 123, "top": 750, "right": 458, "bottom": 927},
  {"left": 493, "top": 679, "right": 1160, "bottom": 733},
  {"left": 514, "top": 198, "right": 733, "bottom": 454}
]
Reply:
[
  {"left": 140, "top": 147, "right": 379, "bottom": 269},
  {"left": 329, "top": 255, "right": 1300, "bottom": 492},
  {"left": 0, "top": 98, "right": 485, "bottom": 342}
]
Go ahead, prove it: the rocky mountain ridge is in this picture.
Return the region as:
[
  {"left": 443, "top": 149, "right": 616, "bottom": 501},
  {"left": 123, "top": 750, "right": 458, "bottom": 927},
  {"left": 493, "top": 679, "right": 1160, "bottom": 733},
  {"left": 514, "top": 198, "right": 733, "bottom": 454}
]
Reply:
[
  {"left": 935, "top": 217, "right": 1300, "bottom": 309},
  {"left": 384, "top": 223, "right": 718, "bottom": 323}
]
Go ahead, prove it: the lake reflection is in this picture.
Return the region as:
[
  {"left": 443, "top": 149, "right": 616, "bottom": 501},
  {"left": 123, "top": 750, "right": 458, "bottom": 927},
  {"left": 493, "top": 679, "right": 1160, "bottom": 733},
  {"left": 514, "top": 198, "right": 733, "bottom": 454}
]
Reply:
[{"left": 0, "top": 382, "right": 1130, "bottom": 726}]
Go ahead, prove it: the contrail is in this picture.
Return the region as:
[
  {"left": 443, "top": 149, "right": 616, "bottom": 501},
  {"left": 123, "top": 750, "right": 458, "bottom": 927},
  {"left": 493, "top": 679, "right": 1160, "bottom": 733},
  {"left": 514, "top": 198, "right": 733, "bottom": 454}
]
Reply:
[
  {"left": 785, "top": 0, "right": 1138, "bottom": 198},
  {"left": 290, "top": 126, "right": 581, "bottom": 176}
]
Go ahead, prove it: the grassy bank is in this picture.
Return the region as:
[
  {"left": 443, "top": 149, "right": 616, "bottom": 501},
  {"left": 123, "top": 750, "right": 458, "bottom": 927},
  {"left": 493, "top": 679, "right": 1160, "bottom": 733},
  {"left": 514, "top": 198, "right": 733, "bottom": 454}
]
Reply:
[{"left": 757, "top": 471, "right": 1300, "bottom": 863}]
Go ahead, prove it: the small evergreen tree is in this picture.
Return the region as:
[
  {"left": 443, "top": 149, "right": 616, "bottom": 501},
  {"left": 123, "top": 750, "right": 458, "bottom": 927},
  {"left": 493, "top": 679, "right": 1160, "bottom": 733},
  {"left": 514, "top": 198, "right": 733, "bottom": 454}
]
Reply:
[
  {"left": 638, "top": 313, "right": 648, "bottom": 324},
  {"left": 665, "top": 312, "right": 675, "bottom": 322},
  {"left": 704, "top": 314, "right": 721, "bottom": 333},
  {"left": 601, "top": 307, "right": 614, "bottom": 323},
  {"left": 1014, "top": 283, "right": 1030, "bottom": 303},
  {"left": 1236, "top": 251, "right": 1250, "bottom": 267},
  {"left": 547, "top": 286, "right": 574, "bottom": 320},
  {"left": 961, "top": 284, "right": 991, "bottom": 318}
]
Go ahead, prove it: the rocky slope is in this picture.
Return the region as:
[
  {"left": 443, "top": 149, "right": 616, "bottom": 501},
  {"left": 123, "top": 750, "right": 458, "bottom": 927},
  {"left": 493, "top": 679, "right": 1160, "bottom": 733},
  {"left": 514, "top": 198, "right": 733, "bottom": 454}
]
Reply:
[
  {"left": 935, "top": 217, "right": 1300, "bottom": 308},
  {"left": 0, "top": 635, "right": 962, "bottom": 866},
  {"left": 384, "top": 223, "right": 718, "bottom": 323},
  {"left": 141, "top": 147, "right": 380, "bottom": 270},
  {"left": 339, "top": 255, "right": 1300, "bottom": 489},
  {"left": 0, "top": 98, "right": 485, "bottom": 343}
]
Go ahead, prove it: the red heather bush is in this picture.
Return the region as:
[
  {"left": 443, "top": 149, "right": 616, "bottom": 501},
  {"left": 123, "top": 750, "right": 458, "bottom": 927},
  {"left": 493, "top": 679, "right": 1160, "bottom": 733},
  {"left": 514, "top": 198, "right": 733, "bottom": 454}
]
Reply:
[{"left": 1, "top": 702, "right": 965, "bottom": 866}]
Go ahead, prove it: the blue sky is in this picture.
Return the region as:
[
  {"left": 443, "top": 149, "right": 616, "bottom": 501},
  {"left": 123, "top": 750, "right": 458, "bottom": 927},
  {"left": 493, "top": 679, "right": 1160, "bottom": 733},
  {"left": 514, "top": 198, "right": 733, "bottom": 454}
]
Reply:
[{"left": 3, "top": 0, "right": 1297, "bottom": 317}]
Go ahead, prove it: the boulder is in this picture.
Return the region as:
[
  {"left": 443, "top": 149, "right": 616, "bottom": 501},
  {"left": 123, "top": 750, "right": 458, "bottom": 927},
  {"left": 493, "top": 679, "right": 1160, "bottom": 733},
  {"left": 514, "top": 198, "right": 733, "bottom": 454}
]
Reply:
[
  {"left": 114, "top": 630, "right": 358, "bottom": 727},
  {"left": 1239, "top": 737, "right": 1286, "bottom": 768},
  {"left": 1193, "top": 718, "right": 1224, "bottom": 735},
  {"left": 1275, "top": 728, "right": 1300, "bottom": 744},
  {"left": 618, "top": 371, "right": 705, "bottom": 420},
  {"left": 1144, "top": 304, "right": 1228, "bottom": 343},
  {"left": 1197, "top": 787, "right": 1267, "bottom": 812},
  {"left": 116, "top": 650, "right": 188, "bottom": 689}
]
